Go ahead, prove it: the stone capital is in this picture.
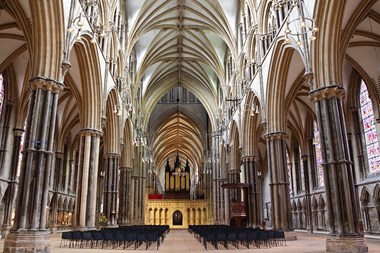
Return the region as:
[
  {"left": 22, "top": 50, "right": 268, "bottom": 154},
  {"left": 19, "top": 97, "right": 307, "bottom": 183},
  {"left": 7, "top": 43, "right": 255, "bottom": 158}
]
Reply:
[
  {"left": 55, "top": 152, "right": 64, "bottom": 159},
  {"left": 29, "top": 77, "right": 64, "bottom": 94},
  {"left": 264, "top": 131, "right": 287, "bottom": 141},
  {"left": 80, "top": 128, "right": 103, "bottom": 138},
  {"left": 119, "top": 166, "right": 132, "bottom": 172},
  {"left": 242, "top": 155, "right": 256, "bottom": 162},
  {"left": 309, "top": 85, "right": 345, "bottom": 102},
  {"left": 101, "top": 117, "right": 107, "bottom": 129},
  {"left": 104, "top": 153, "right": 121, "bottom": 159},
  {"left": 61, "top": 60, "right": 71, "bottom": 77},
  {"left": 13, "top": 128, "right": 25, "bottom": 137}
]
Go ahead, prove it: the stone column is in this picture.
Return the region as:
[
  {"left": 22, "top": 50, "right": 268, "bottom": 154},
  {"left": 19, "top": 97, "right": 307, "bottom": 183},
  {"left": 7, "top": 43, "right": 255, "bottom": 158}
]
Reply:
[
  {"left": 129, "top": 176, "right": 135, "bottom": 223},
  {"left": 118, "top": 167, "right": 132, "bottom": 225},
  {"left": 137, "top": 175, "right": 145, "bottom": 224},
  {"left": 50, "top": 152, "right": 64, "bottom": 233},
  {"left": 68, "top": 159, "right": 75, "bottom": 195},
  {"left": 243, "top": 155, "right": 262, "bottom": 227},
  {"left": 211, "top": 134, "right": 221, "bottom": 223},
  {"left": 103, "top": 153, "right": 120, "bottom": 227},
  {"left": 4, "top": 78, "right": 63, "bottom": 253},
  {"left": 0, "top": 100, "right": 13, "bottom": 177},
  {"left": 265, "top": 131, "right": 293, "bottom": 231},
  {"left": 73, "top": 128, "right": 101, "bottom": 230},
  {"left": 309, "top": 85, "right": 367, "bottom": 253},
  {"left": 1, "top": 128, "right": 24, "bottom": 238},
  {"left": 302, "top": 155, "right": 313, "bottom": 233}
]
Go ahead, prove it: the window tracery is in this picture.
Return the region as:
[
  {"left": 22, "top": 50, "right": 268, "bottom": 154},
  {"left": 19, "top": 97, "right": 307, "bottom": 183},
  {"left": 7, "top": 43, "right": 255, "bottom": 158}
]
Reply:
[
  {"left": 359, "top": 80, "right": 380, "bottom": 174},
  {"left": 0, "top": 74, "right": 4, "bottom": 118},
  {"left": 313, "top": 121, "right": 324, "bottom": 187}
]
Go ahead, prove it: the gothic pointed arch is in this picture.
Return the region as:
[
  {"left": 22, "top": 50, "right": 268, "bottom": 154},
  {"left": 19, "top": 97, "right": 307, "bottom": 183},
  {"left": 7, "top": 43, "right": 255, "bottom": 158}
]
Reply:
[
  {"left": 241, "top": 90, "right": 261, "bottom": 157},
  {"left": 229, "top": 120, "right": 241, "bottom": 175},
  {"left": 104, "top": 88, "right": 121, "bottom": 154},
  {"left": 266, "top": 40, "right": 295, "bottom": 133},
  {"left": 73, "top": 35, "right": 103, "bottom": 129},
  {"left": 312, "top": 1, "right": 345, "bottom": 88}
]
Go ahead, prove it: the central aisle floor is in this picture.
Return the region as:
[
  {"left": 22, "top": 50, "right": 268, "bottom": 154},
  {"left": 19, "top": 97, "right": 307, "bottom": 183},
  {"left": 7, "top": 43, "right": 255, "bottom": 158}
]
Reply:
[{"left": 1, "top": 228, "right": 380, "bottom": 252}]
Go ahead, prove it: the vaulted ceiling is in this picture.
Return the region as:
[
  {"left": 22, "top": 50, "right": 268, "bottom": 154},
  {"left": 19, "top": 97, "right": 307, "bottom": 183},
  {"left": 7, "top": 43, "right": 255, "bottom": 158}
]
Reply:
[{"left": 125, "top": 0, "right": 239, "bottom": 177}]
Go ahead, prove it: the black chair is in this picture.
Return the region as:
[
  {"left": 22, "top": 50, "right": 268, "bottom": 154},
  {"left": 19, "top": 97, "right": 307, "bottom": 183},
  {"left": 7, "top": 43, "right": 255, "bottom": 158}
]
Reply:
[
  {"left": 80, "top": 231, "right": 92, "bottom": 248},
  {"left": 90, "top": 230, "right": 103, "bottom": 248},
  {"left": 71, "top": 231, "right": 82, "bottom": 247},
  {"left": 101, "top": 229, "right": 114, "bottom": 248},
  {"left": 237, "top": 231, "right": 247, "bottom": 248},
  {"left": 256, "top": 230, "right": 270, "bottom": 248},
  {"left": 147, "top": 231, "right": 160, "bottom": 250},
  {"left": 247, "top": 230, "right": 258, "bottom": 248},
  {"left": 216, "top": 232, "right": 227, "bottom": 249},
  {"left": 60, "top": 231, "right": 72, "bottom": 247},
  {"left": 274, "top": 230, "right": 287, "bottom": 246},
  {"left": 113, "top": 230, "right": 125, "bottom": 249},
  {"left": 267, "top": 230, "right": 276, "bottom": 246},
  {"left": 124, "top": 232, "right": 137, "bottom": 249},
  {"left": 227, "top": 231, "right": 237, "bottom": 249},
  {"left": 203, "top": 232, "right": 217, "bottom": 249},
  {"left": 136, "top": 232, "right": 147, "bottom": 249}
]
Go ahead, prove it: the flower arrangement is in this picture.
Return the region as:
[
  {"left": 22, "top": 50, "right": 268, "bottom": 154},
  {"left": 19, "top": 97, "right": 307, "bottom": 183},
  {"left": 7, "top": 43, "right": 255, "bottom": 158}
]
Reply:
[{"left": 99, "top": 213, "right": 108, "bottom": 225}]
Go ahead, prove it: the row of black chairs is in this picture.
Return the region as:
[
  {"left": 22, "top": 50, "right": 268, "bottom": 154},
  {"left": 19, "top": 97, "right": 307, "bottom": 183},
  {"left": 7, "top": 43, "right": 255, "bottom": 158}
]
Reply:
[
  {"left": 60, "top": 225, "right": 169, "bottom": 250},
  {"left": 188, "top": 225, "right": 286, "bottom": 250}
]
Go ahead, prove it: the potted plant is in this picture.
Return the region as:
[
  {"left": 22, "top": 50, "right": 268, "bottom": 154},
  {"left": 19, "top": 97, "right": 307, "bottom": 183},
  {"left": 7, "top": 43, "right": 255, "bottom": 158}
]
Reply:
[{"left": 98, "top": 213, "right": 108, "bottom": 227}]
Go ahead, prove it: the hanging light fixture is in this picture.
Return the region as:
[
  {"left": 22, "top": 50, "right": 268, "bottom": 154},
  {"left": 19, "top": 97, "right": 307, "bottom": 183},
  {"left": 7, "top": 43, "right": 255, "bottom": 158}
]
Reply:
[
  {"left": 283, "top": 0, "right": 318, "bottom": 77},
  {"left": 172, "top": 57, "right": 186, "bottom": 177}
]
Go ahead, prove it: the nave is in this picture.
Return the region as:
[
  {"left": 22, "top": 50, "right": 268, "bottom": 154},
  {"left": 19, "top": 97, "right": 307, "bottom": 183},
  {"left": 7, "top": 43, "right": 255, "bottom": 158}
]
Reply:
[{"left": 1, "top": 230, "right": 380, "bottom": 253}]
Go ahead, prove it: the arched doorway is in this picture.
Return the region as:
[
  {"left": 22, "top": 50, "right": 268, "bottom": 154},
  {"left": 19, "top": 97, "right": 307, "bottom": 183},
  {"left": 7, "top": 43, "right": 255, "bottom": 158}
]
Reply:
[{"left": 172, "top": 210, "right": 183, "bottom": 225}]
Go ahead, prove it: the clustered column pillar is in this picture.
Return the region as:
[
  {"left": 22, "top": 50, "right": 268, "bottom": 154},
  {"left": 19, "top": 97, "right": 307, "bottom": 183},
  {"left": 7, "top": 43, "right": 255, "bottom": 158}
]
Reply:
[
  {"left": 309, "top": 85, "right": 368, "bottom": 253},
  {"left": 243, "top": 155, "right": 261, "bottom": 227},
  {"left": 212, "top": 136, "right": 223, "bottom": 224},
  {"left": 132, "top": 176, "right": 138, "bottom": 223},
  {"left": 50, "top": 152, "right": 64, "bottom": 233},
  {"left": 74, "top": 129, "right": 102, "bottom": 230},
  {"left": 1, "top": 128, "right": 24, "bottom": 239},
  {"left": 4, "top": 77, "right": 63, "bottom": 253},
  {"left": 103, "top": 153, "right": 120, "bottom": 227},
  {"left": 118, "top": 166, "right": 132, "bottom": 225},
  {"left": 265, "top": 132, "right": 293, "bottom": 233},
  {"left": 135, "top": 175, "right": 145, "bottom": 224}
]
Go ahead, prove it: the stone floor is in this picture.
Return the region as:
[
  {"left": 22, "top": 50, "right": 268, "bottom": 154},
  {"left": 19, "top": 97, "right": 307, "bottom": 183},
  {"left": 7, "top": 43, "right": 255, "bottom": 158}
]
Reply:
[{"left": 0, "top": 229, "right": 379, "bottom": 252}]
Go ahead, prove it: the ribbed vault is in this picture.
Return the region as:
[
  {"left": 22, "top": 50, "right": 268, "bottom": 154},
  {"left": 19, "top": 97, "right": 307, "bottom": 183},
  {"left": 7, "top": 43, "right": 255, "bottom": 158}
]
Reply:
[
  {"left": 152, "top": 108, "right": 204, "bottom": 177},
  {"left": 126, "top": 0, "right": 238, "bottom": 184}
]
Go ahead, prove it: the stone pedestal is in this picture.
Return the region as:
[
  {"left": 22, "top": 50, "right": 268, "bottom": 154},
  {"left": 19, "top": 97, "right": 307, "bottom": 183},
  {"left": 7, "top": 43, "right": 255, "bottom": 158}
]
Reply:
[
  {"left": 73, "top": 226, "right": 96, "bottom": 231},
  {"left": 284, "top": 231, "right": 297, "bottom": 241},
  {"left": 3, "top": 230, "right": 50, "bottom": 253},
  {"left": 2, "top": 224, "right": 12, "bottom": 239},
  {"left": 326, "top": 235, "right": 368, "bottom": 253},
  {"left": 101, "top": 224, "right": 118, "bottom": 229},
  {"left": 50, "top": 226, "right": 57, "bottom": 234}
]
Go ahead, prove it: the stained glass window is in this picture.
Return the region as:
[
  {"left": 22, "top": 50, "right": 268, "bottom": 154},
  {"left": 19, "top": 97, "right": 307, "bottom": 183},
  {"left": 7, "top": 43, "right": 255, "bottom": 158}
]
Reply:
[
  {"left": 286, "top": 149, "right": 292, "bottom": 194},
  {"left": 299, "top": 148, "right": 305, "bottom": 191},
  {"left": 359, "top": 80, "right": 380, "bottom": 174},
  {"left": 0, "top": 74, "right": 4, "bottom": 118},
  {"left": 313, "top": 121, "right": 324, "bottom": 187}
]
